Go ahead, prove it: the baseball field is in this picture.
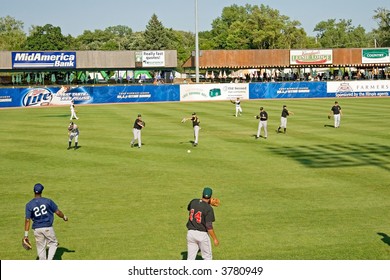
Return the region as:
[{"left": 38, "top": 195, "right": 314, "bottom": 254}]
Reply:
[{"left": 0, "top": 97, "right": 389, "bottom": 260}]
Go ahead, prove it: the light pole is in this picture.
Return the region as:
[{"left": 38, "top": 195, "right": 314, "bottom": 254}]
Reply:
[{"left": 195, "top": 0, "right": 200, "bottom": 83}]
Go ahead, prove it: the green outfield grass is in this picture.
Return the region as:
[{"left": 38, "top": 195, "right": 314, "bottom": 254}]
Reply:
[{"left": 0, "top": 97, "right": 389, "bottom": 260}]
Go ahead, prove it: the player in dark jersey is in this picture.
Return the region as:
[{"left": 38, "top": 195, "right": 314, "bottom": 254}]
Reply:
[
  {"left": 67, "top": 121, "right": 79, "bottom": 149},
  {"left": 277, "top": 105, "right": 294, "bottom": 134},
  {"left": 24, "top": 183, "right": 68, "bottom": 260},
  {"left": 186, "top": 187, "right": 219, "bottom": 260},
  {"left": 130, "top": 114, "right": 145, "bottom": 148},
  {"left": 329, "top": 101, "right": 342, "bottom": 128},
  {"left": 255, "top": 107, "right": 268, "bottom": 139},
  {"left": 183, "top": 112, "right": 201, "bottom": 147}
]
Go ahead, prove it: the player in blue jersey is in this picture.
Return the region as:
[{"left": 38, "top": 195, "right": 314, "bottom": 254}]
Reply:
[{"left": 24, "top": 183, "right": 68, "bottom": 260}]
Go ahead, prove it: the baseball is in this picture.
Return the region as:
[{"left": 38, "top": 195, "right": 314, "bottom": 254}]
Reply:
[{"left": 187, "top": 150, "right": 191, "bottom": 153}]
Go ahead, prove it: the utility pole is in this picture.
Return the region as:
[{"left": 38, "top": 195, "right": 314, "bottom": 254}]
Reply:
[{"left": 195, "top": 0, "right": 200, "bottom": 83}]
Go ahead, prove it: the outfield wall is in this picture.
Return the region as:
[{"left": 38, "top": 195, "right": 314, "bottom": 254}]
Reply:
[{"left": 0, "top": 80, "right": 389, "bottom": 108}]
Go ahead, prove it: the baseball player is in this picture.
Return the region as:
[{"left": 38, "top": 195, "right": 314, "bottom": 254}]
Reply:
[
  {"left": 24, "top": 183, "right": 68, "bottom": 260},
  {"left": 329, "top": 101, "right": 342, "bottom": 128},
  {"left": 67, "top": 121, "right": 79, "bottom": 149},
  {"left": 130, "top": 114, "right": 145, "bottom": 148},
  {"left": 255, "top": 107, "right": 268, "bottom": 139},
  {"left": 183, "top": 112, "right": 200, "bottom": 147},
  {"left": 277, "top": 105, "right": 294, "bottom": 134},
  {"left": 230, "top": 97, "right": 242, "bottom": 117},
  {"left": 70, "top": 99, "right": 79, "bottom": 120},
  {"left": 186, "top": 187, "right": 219, "bottom": 260}
]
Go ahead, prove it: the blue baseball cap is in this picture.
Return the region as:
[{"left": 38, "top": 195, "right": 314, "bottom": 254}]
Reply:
[
  {"left": 34, "top": 183, "right": 44, "bottom": 194},
  {"left": 202, "top": 187, "right": 213, "bottom": 198}
]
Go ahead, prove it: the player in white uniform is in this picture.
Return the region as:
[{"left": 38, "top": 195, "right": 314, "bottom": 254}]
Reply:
[
  {"left": 230, "top": 97, "right": 242, "bottom": 117},
  {"left": 70, "top": 99, "right": 79, "bottom": 120},
  {"left": 67, "top": 122, "right": 79, "bottom": 149}
]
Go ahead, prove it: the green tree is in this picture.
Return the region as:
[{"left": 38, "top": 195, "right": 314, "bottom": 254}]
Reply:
[
  {"left": 0, "top": 16, "right": 26, "bottom": 50},
  {"left": 372, "top": 7, "right": 390, "bottom": 47},
  {"left": 143, "top": 14, "right": 172, "bottom": 50},
  {"left": 314, "top": 19, "right": 370, "bottom": 48},
  {"left": 104, "top": 25, "right": 133, "bottom": 50},
  {"left": 209, "top": 4, "right": 249, "bottom": 49},
  {"left": 74, "top": 29, "right": 115, "bottom": 50},
  {"left": 208, "top": 4, "right": 307, "bottom": 50},
  {"left": 24, "top": 24, "right": 68, "bottom": 50},
  {"left": 127, "top": 32, "right": 146, "bottom": 50},
  {"left": 167, "top": 29, "right": 194, "bottom": 71}
]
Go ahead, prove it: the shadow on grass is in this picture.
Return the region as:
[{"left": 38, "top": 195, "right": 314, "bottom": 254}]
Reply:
[
  {"left": 34, "top": 247, "right": 76, "bottom": 260},
  {"left": 180, "top": 251, "right": 203, "bottom": 260},
  {"left": 54, "top": 247, "right": 76, "bottom": 260},
  {"left": 377, "top": 233, "right": 390, "bottom": 246},
  {"left": 268, "top": 143, "right": 390, "bottom": 171},
  {"left": 67, "top": 146, "right": 82, "bottom": 150}
]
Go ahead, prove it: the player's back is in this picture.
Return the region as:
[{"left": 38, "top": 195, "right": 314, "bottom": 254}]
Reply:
[{"left": 26, "top": 197, "right": 58, "bottom": 229}]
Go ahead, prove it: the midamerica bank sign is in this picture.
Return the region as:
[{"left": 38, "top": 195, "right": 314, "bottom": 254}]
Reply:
[{"left": 12, "top": 52, "right": 76, "bottom": 69}]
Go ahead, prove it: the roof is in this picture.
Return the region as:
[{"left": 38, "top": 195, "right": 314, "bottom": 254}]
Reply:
[{"left": 182, "top": 48, "right": 390, "bottom": 69}]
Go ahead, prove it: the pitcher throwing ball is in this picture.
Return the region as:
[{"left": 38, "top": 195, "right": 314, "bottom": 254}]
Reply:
[
  {"left": 186, "top": 187, "right": 219, "bottom": 260},
  {"left": 130, "top": 114, "right": 145, "bottom": 148},
  {"left": 182, "top": 112, "right": 200, "bottom": 147}
]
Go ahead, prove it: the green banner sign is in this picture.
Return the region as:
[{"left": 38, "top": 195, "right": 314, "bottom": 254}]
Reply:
[{"left": 362, "top": 49, "right": 390, "bottom": 63}]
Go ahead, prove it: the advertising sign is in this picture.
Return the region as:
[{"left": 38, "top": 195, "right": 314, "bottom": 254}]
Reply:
[
  {"left": 180, "top": 84, "right": 249, "bottom": 101},
  {"left": 290, "top": 50, "right": 332, "bottom": 65},
  {"left": 140, "top": 51, "right": 165, "bottom": 67},
  {"left": 0, "top": 85, "right": 180, "bottom": 108},
  {"left": 327, "top": 81, "right": 390, "bottom": 97},
  {"left": 362, "top": 49, "right": 390, "bottom": 64},
  {"left": 12, "top": 52, "right": 76, "bottom": 69},
  {"left": 250, "top": 82, "right": 329, "bottom": 99}
]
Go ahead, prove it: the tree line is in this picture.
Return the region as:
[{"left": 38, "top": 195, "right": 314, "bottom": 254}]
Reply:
[{"left": 1, "top": 4, "right": 389, "bottom": 71}]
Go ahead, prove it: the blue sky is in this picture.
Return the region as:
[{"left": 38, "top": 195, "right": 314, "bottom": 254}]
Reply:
[{"left": 1, "top": 0, "right": 388, "bottom": 36}]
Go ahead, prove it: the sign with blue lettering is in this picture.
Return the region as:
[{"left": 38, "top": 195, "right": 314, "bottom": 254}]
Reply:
[{"left": 12, "top": 52, "right": 76, "bottom": 69}]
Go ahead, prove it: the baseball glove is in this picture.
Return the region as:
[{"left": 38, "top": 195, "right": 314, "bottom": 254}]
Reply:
[
  {"left": 210, "top": 198, "right": 220, "bottom": 207},
  {"left": 328, "top": 115, "right": 331, "bottom": 119},
  {"left": 22, "top": 237, "right": 32, "bottom": 250}
]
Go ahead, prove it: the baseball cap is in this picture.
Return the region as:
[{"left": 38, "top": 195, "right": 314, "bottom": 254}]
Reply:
[
  {"left": 34, "top": 183, "right": 44, "bottom": 194},
  {"left": 192, "top": 112, "right": 196, "bottom": 115},
  {"left": 202, "top": 187, "right": 213, "bottom": 198},
  {"left": 260, "top": 107, "right": 263, "bottom": 110},
  {"left": 138, "top": 114, "right": 142, "bottom": 117}
]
